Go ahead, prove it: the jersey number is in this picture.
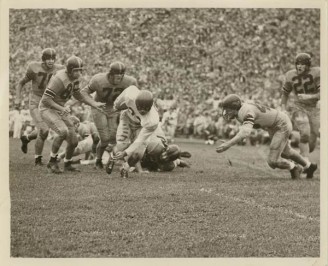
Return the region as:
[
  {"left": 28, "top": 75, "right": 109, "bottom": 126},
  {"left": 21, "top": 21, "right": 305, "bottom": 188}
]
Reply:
[
  {"left": 292, "top": 74, "right": 315, "bottom": 94},
  {"left": 128, "top": 107, "right": 141, "bottom": 122},
  {"left": 61, "top": 81, "right": 80, "bottom": 99},
  {"left": 102, "top": 87, "right": 125, "bottom": 102},
  {"left": 37, "top": 72, "right": 53, "bottom": 90},
  {"left": 249, "top": 102, "right": 271, "bottom": 113}
]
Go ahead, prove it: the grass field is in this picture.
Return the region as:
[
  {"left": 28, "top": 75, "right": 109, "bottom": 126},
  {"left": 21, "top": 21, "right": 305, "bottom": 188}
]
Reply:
[{"left": 9, "top": 138, "right": 320, "bottom": 258}]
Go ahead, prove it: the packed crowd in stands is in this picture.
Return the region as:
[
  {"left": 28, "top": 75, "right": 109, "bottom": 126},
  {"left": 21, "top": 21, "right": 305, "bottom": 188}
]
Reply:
[{"left": 9, "top": 8, "right": 320, "bottom": 142}]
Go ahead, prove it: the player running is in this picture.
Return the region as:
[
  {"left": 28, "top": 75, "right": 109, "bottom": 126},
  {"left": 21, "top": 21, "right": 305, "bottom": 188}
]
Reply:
[
  {"left": 39, "top": 55, "right": 106, "bottom": 173},
  {"left": 80, "top": 61, "right": 137, "bottom": 170},
  {"left": 15, "top": 48, "right": 65, "bottom": 165},
  {"left": 281, "top": 53, "right": 320, "bottom": 159},
  {"left": 216, "top": 94, "right": 317, "bottom": 179}
]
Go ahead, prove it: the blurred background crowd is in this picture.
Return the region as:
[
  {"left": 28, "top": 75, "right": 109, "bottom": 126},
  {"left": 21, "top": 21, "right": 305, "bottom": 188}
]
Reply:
[{"left": 9, "top": 8, "right": 320, "bottom": 145}]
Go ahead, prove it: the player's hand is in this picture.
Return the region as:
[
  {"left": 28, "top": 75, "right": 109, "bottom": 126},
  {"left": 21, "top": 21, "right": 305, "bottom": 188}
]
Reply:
[
  {"left": 59, "top": 106, "right": 71, "bottom": 116},
  {"left": 216, "top": 142, "right": 230, "bottom": 153},
  {"left": 112, "top": 151, "right": 127, "bottom": 160}
]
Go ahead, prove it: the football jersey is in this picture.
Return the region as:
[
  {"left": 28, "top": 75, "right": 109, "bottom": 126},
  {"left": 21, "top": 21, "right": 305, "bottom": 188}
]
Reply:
[
  {"left": 237, "top": 102, "right": 279, "bottom": 129},
  {"left": 282, "top": 67, "right": 320, "bottom": 107},
  {"left": 114, "top": 85, "right": 159, "bottom": 130},
  {"left": 85, "top": 73, "right": 137, "bottom": 110},
  {"left": 40, "top": 69, "right": 81, "bottom": 109},
  {"left": 24, "top": 61, "right": 65, "bottom": 97}
]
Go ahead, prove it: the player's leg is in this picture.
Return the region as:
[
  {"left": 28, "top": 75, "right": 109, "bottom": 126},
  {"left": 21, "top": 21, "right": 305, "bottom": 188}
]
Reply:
[
  {"left": 30, "top": 106, "right": 49, "bottom": 165},
  {"left": 62, "top": 116, "right": 79, "bottom": 172},
  {"left": 293, "top": 110, "right": 311, "bottom": 158},
  {"left": 92, "top": 109, "right": 110, "bottom": 169},
  {"left": 106, "top": 111, "right": 131, "bottom": 175},
  {"left": 267, "top": 116, "right": 302, "bottom": 179},
  {"left": 40, "top": 109, "right": 67, "bottom": 173},
  {"left": 281, "top": 142, "right": 317, "bottom": 178},
  {"left": 106, "top": 113, "right": 119, "bottom": 154},
  {"left": 308, "top": 107, "right": 320, "bottom": 153}
]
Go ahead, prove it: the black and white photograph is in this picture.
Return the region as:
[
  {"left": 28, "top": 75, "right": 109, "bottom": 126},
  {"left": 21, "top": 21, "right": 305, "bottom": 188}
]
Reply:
[{"left": 1, "top": 0, "right": 327, "bottom": 264}]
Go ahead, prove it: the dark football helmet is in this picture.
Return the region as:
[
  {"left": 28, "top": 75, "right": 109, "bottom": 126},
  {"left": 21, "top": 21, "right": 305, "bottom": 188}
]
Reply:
[
  {"left": 135, "top": 90, "right": 153, "bottom": 114},
  {"left": 295, "top": 53, "right": 312, "bottom": 67},
  {"left": 108, "top": 61, "right": 125, "bottom": 84},
  {"left": 41, "top": 48, "right": 56, "bottom": 61},
  {"left": 220, "top": 94, "right": 242, "bottom": 121},
  {"left": 66, "top": 56, "right": 83, "bottom": 74}
]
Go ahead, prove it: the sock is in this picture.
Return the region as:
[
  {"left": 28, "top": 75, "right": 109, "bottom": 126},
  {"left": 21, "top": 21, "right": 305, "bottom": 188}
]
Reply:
[
  {"left": 34, "top": 155, "right": 42, "bottom": 159},
  {"left": 289, "top": 161, "right": 295, "bottom": 170},
  {"left": 64, "top": 158, "right": 72, "bottom": 163},
  {"left": 303, "top": 158, "right": 311, "bottom": 169},
  {"left": 50, "top": 152, "right": 58, "bottom": 158}
]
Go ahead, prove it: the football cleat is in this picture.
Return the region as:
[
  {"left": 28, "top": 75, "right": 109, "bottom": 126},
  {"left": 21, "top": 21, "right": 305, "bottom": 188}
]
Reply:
[
  {"left": 94, "top": 158, "right": 104, "bottom": 169},
  {"left": 20, "top": 135, "right": 30, "bottom": 154},
  {"left": 120, "top": 167, "right": 129, "bottom": 179},
  {"left": 47, "top": 159, "right": 62, "bottom": 174},
  {"left": 290, "top": 165, "right": 303, "bottom": 179},
  {"left": 105, "top": 153, "right": 115, "bottom": 175},
  {"left": 180, "top": 151, "right": 192, "bottom": 158},
  {"left": 303, "top": 163, "right": 317, "bottom": 179},
  {"left": 178, "top": 160, "right": 190, "bottom": 168},
  {"left": 35, "top": 156, "right": 43, "bottom": 166},
  {"left": 64, "top": 161, "right": 80, "bottom": 172}
]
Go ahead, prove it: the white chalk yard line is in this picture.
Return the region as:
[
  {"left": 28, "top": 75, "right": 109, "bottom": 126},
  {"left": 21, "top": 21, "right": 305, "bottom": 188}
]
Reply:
[{"left": 200, "top": 188, "right": 319, "bottom": 223}]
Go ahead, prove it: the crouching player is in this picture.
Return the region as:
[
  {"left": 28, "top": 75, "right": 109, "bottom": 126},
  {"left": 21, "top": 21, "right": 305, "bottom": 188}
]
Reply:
[
  {"left": 57, "top": 116, "right": 99, "bottom": 162},
  {"left": 216, "top": 94, "right": 317, "bottom": 179},
  {"left": 141, "top": 141, "right": 191, "bottom": 172}
]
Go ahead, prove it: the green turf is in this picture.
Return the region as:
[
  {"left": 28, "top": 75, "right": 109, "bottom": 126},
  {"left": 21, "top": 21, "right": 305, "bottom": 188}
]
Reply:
[{"left": 9, "top": 138, "right": 320, "bottom": 257}]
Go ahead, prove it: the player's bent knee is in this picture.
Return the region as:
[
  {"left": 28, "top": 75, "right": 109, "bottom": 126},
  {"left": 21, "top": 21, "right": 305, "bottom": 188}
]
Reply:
[
  {"left": 39, "top": 129, "right": 49, "bottom": 140},
  {"left": 267, "top": 159, "right": 277, "bottom": 169},
  {"left": 57, "top": 128, "right": 68, "bottom": 139}
]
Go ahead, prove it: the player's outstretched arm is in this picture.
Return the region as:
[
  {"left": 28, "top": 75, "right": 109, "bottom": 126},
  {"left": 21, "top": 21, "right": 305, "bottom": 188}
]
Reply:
[
  {"left": 216, "top": 124, "right": 253, "bottom": 153},
  {"left": 73, "top": 91, "right": 106, "bottom": 113}
]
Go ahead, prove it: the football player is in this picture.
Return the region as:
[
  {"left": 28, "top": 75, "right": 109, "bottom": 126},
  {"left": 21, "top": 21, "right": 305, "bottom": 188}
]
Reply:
[
  {"left": 216, "top": 94, "right": 317, "bottom": 179},
  {"left": 39, "top": 55, "right": 106, "bottom": 173},
  {"left": 15, "top": 48, "right": 65, "bottom": 165},
  {"left": 104, "top": 86, "right": 160, "bottom": 178},
  {"left": 57, "top": 116, "right": 99, "bottom": 162},
  {"left": 281, "top": 53, "right": 320, "bottom": 159},
  {"left": 140, "top": 141, "right": 191, "bottom": 172},
  {"left": 80, "top": 61, "right": 137, "bottom": 170}
]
